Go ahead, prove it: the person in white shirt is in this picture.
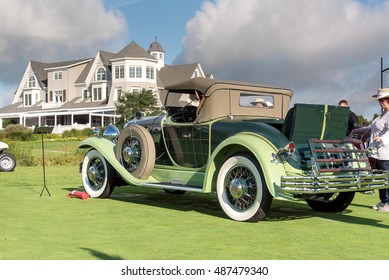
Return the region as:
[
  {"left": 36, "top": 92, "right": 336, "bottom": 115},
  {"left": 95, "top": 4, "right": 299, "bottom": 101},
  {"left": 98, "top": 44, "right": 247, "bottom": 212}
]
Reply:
[{"left": 370, "top": 88, "right": 389, "bottom": 212}]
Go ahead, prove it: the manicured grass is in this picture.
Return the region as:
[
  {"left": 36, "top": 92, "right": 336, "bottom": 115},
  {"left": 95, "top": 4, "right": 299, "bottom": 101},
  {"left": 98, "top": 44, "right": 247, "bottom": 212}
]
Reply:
[{"left": 1, "top": 165, "right": 389, "bottom": 260}]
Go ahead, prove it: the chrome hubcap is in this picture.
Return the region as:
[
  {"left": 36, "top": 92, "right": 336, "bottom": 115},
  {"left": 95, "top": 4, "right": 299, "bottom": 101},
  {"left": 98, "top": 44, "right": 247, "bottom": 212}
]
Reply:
[
  {"left": 123, "top": 146, "right": 135, "bottom": 163},
  {"left": 87, "top": 166, "right": 97, "bottom": 181},
  {"left": 225, "top": 165, "right": 257, "bottom": 211},
  {"left": 228, "top": 178, "right": 245, "bottom": 199}
]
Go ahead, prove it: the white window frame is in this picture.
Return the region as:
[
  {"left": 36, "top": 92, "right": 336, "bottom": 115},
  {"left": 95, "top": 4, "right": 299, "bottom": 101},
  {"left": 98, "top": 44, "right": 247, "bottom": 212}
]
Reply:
[
  {"left": 93, "top": 87, "right": 102, "bottom": 101},
  {"left": 96, "top": 67, "right": 106, "bottom": 80},
  {"left": 136, "top": 66, "right": 142, "bottom": 78},
  {"left": 129, "top": 66, "right": 135, "bottom": 78},
  {"left": 28, "top": 75, "right": 36, "bottom": 87},
  {"left": 115, "top": 65, "right": 124, "bottom": 79},
  {"left": 54, "top": 71, "right": 63, "bottom": 80},
  {"left": 24, "top": 93, "right": 32, "bottom": 106},
  {"left": 146, "top": 66, "right": 155, "bottom": 79},
  {"left": 54, "top": 90, "right": 63, "bottom": 102}
]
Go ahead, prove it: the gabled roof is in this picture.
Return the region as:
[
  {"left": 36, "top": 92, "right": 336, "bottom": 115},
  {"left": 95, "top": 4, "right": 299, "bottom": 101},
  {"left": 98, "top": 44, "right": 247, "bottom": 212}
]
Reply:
[
  {"left": 99, "top": 50, "right": 116, "bottom": 65},
  {"left": 75, "top": 59, "right": 94, "bottom": 84},
  {"left": 31, "top": 59, "right": 91, "bottom": 88},
  {"left": 75, "top": 51, "right": 115, "bottom": 84},
  {"left": 113, "top": 41, "right": 156, "bottom": 60},
  {"left": 43, "top": 58, "right": 91, "bottom": 70},
  {"left": 158, "top": 63, "right": 200, "bottom": 87},
  {"left": 30, "top": 61, "right": 50, "bottom": 88}
]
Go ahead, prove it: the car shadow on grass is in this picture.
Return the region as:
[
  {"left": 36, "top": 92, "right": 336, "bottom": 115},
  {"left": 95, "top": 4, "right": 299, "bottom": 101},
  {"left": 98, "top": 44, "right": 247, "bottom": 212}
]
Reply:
[
  {"left": 108, "top": 187, "right": 227, "bottom": 220},
  {"left": 267, "top": 200, "right": 389, "bottom": 229},
  {"left": 64, "top": 187, "right": 389, "bottom": 228}
]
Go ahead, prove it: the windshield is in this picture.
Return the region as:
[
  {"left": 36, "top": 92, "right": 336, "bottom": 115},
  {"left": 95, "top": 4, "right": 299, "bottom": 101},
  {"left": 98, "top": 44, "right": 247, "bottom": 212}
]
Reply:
[{"left": 165, "top": 91, "right": 200, "bottom": 108}]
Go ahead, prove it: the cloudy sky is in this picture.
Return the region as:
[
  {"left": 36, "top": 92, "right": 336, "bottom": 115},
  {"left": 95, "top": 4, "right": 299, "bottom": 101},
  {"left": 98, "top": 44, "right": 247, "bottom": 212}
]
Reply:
[{"left": 1, "top": 0, "right": 389, "bottom": 120}]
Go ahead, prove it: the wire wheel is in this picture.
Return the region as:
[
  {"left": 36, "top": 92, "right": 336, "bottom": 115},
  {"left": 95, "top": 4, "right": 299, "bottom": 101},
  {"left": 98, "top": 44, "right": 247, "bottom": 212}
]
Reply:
[
  {"left": 216, "top": 153, "right": 272, "bottom": 222},
  {"left": 82, "top": 149, "right": 115, "bottom": 198}
]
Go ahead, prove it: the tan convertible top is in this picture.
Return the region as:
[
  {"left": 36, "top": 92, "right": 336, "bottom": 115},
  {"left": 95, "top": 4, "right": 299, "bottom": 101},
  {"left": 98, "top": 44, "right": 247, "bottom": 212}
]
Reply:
[{"left": 164, "top": 77, "right": 293, "bottom": 123}]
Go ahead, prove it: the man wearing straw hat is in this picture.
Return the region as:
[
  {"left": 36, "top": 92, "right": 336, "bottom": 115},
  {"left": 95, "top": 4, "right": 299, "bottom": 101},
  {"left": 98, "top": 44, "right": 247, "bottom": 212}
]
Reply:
[{"left": 251, "top": 97, "right": 268, "bottom": 107}]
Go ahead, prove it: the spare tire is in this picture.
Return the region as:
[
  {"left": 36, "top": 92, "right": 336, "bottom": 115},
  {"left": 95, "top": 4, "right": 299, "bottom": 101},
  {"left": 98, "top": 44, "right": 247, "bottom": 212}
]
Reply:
[{"left": 115, "top": 125, "right": 155, "bottom": 179}]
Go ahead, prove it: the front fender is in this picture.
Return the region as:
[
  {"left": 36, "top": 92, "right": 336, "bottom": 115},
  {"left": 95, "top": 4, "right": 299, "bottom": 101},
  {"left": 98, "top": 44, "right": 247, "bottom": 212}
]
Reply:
[
  {"left": 79, "top": 137, "right": 158, "bottom": 185},
  {"left": 204, "top": 132, "right": 293, "bottom": 200}
]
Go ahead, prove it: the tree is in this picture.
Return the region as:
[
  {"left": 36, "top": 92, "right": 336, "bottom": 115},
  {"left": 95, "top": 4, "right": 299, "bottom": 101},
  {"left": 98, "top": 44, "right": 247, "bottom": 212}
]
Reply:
[
  {"left": 115, "top": 88, "right": 164, "bottom": 127},
  {"left": 357, "top": 114, "right": 371, "bottom": 127}
]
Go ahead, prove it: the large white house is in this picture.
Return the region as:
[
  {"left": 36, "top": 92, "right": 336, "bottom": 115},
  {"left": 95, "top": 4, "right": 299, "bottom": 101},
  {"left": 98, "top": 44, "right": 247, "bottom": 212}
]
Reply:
[{"left": 0, "top": 40, "right": 209, "bottom": 133}]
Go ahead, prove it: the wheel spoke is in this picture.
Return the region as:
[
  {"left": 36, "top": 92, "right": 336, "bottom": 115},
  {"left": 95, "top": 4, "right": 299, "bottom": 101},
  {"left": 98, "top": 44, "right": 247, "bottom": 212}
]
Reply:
[
  {"left": 225, "top": 164, "right": 257, "bottom": 211},
  {"left": 122, "top": 137, "right": 142, "bottom": 172}
]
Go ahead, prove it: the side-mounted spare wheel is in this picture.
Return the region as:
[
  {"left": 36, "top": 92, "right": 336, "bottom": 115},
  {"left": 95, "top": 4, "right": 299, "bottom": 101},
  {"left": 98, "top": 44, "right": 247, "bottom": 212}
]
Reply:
[
  {"left": 115, "top": 125, "right": 156, "bottom": 179},
  {"left": 216, "top": 153, "right": 273, "bottom": 222},
  {"left": 82, "top": 149, "right": 115, "bottom": 198}
]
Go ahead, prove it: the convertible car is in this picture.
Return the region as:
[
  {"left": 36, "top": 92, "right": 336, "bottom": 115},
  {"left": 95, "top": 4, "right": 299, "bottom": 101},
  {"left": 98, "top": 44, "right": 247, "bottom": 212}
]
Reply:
[{"left": 79, "top": 77, "right": 388, "bottom": 222}]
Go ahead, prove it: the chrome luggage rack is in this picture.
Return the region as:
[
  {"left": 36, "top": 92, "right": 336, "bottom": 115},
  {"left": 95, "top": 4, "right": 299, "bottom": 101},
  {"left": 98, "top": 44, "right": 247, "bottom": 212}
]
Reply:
[{"left": 308, "top": 139, "right": 371, "bottom": 176}]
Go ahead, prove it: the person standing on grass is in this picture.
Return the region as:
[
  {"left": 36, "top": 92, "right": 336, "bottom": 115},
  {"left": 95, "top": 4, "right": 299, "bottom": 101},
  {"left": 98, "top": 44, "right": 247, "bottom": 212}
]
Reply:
[
  {"left": 370, "top": 88, "right": 389, "bottom": 212},
  {"left": 338, "top": 99, "right": 359, "bottom": 135}
]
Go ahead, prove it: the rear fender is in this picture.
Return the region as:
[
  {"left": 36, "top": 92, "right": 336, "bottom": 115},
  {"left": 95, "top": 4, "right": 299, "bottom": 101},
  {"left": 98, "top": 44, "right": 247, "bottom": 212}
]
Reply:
[
  {"left": 204, "top": 132, "right": 292, "bottom": 200},
  {"left": 79, "top": 137, "right": 158, "bottom": 185}
]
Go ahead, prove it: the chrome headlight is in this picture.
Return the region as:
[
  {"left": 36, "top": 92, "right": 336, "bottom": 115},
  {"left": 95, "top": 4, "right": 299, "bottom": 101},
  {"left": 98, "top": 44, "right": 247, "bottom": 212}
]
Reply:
[{"left": 103, "top": 124, "right": 120, "bottom": 140}]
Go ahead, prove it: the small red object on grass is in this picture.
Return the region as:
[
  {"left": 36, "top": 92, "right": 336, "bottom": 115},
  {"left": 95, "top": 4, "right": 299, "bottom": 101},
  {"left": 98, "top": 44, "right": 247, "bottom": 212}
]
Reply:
[{"left": 67, "top": 190, "right": 89, "bottom": 200}]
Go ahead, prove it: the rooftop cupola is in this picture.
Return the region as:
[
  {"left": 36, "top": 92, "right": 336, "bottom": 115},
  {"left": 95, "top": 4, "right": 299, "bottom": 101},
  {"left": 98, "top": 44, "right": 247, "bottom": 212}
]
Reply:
[{"left": 148, "top": 37, "right": 165, "bottom": 70}]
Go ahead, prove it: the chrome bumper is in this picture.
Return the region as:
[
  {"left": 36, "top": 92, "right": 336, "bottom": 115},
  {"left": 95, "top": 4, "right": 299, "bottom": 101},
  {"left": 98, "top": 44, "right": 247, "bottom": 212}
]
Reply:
[{"left": 280, "top": 172, "right": 389, "bottom": 194}]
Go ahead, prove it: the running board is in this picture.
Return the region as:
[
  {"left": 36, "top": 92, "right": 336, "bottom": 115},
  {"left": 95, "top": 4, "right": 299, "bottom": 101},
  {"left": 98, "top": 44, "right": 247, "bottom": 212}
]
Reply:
[{"left": 139, "top": 182, "right": 204, "bottom": 193}]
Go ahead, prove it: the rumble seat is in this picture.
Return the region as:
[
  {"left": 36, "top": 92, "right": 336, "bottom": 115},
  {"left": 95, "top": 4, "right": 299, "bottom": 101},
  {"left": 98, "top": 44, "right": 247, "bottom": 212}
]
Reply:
[{"left": 281, "top": 104, "right": 349, "bottom": 143}]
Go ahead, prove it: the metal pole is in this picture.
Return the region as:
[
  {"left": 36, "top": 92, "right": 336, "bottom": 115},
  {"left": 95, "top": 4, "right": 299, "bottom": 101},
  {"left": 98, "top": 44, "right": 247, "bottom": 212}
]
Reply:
[
  {"left": 381, "top": 57, "right": 383, "bottom": 89},
  {"left": 40, "top": 132, "right": 51, "bottom": 197},
  {"left": 381, "top": 57, "right": 389, "bottom": 88}
]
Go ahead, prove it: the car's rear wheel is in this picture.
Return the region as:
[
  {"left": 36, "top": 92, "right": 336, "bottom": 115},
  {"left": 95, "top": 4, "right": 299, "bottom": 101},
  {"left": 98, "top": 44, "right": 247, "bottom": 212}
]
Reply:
[
  {"left": 0, "top": 153, "right": 16, "bottom": 172},
  {"left": 216, "top": 153, "right": 272, "bottom": 222},
  {"left": 115, "top": 125, "right": 155, "bottom": 179},
  {"left": 305, "top": 192, "right": 355, "bottom": 212},
  {"left": 82, "top": 149, "right": 115, "bottom": 198}
]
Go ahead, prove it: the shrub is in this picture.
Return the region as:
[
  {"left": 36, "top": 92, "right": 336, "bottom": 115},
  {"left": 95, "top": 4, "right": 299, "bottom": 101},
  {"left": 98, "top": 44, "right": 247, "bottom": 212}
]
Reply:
[
  {"left": 7, "top": 143, "right": 35, "bottom": 166},
  {"left": 2, "top": 124, "right": 34, "bottom": 141},
  {"left": 62, "top": 128, "right": 93, "bottom": 139}
]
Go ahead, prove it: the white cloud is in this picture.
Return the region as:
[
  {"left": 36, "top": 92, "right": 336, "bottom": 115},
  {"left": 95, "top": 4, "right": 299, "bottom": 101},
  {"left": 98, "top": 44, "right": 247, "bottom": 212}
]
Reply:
[
  {"left": 0, "top": 0, "right": 127, "bottom": 108},
  {"left": 176, "top": 0, "right": 389, "bottom": 120}
]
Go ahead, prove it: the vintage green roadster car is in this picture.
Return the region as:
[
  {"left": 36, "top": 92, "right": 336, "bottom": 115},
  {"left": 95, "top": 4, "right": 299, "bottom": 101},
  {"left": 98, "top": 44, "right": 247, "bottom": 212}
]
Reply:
[{"left": 79, "top": 77, "right": 388, "bottom": 222}]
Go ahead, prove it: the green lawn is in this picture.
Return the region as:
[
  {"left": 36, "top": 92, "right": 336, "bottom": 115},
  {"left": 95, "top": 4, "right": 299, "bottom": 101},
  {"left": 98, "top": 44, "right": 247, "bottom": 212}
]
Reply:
[{"left": 1, "top": 165, "right": 389, "bottom": 260}]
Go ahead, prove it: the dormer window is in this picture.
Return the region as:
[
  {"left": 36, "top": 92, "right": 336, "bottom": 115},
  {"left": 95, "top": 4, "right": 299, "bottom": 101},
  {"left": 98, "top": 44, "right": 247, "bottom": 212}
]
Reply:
[
  {"left": 54, "top": 71, "right": 63, "bottom": 80},
  {"left": 96, "top": 67, "right": 106, "bottom": 81},
  {"left": 28, "top": 76, "right": 36, "bottom": 88}
]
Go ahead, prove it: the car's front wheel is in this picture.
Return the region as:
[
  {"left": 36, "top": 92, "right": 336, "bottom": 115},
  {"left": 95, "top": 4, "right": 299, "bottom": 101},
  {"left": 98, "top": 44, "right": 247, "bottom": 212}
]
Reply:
[
  {"left": 81, "top": 149, "right": 115, "bottom": 198},
  {"left": 0, "top": 152, "right": 16, "bottom": 172},
  {"left": 216, "top": 153, "right": 272, "bottom": 222}
]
